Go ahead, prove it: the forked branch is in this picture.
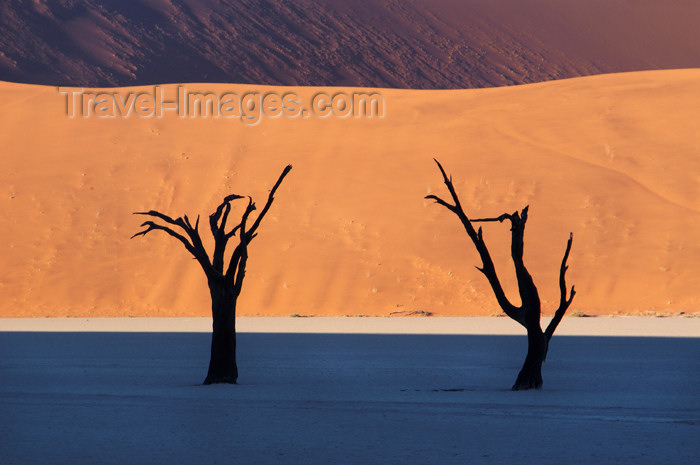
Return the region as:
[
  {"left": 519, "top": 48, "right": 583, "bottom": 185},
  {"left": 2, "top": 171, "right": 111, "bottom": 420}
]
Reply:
[
  {"left": 131, "top": 220, "right": 195, "bottom": 255},
  {"left": 131, "top": 165, "right": 292, "bottom": 283},
  {"left": 132, "top": 210, "right": 213, "bottom": 273},
  {"left": 426, "top": 159, "right": 524, "bottom": 326},
  {"left": 225, "top": 197, "right": 257, "bottom": 283}
]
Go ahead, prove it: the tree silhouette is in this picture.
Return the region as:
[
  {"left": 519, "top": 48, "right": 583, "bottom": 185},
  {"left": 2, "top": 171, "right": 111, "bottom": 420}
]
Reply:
[
  {"left": 132, "top": 165, "right": 292, "bottom": 384},
  {"left": 426, "top": 159, "right": 575, "bottom": 390}
]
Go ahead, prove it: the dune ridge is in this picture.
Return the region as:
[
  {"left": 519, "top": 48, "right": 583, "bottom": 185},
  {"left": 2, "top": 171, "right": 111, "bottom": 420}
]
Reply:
[{"left": 0, "top": 69, "right": 699, "bottom": 317}]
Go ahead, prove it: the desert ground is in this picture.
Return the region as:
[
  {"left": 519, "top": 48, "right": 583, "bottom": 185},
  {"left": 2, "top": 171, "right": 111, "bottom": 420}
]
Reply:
[
  {"left": 1, "top": 69, "right": 699, "bottom": 318},
  {"left": 3, "top": 316, "right": 700, "bottom": 337},
  {"left": 1, "top": 317, "right": 698, "bottom": 464}
]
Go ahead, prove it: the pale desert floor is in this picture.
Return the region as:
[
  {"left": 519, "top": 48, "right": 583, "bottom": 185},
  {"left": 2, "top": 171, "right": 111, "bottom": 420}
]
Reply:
[{"left": 1, "top": 317, "right": 698, "bottom": 464}]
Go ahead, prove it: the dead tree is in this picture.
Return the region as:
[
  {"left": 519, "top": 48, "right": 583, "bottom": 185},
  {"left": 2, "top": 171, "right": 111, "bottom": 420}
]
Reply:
[
  {"left": 132, "top": 165, "right": 292, "bottom": 384},
  {"left": 426, "top": 159, "right": 575, "bottom": 390}
]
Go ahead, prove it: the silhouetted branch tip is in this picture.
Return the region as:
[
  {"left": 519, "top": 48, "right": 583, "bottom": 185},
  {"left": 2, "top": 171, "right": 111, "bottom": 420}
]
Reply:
[
  {"left": 425, "top": 194, "right": 456, "bottom": 211},
  {"left": 471, "top": 213, "right": 511, "bottom": 223},
  {"left": 223, "top": 194, "right": 245, "bottom": 203}
]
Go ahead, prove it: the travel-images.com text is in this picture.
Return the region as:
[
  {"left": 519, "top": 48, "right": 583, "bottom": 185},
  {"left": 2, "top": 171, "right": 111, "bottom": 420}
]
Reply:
[{"left": 58, "top": 86, "right": 385, "bottom": 125}]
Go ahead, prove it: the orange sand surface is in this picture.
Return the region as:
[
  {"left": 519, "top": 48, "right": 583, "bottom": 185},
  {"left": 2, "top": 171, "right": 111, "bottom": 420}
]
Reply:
[{"left": 1, "top": 70, "right": 699, "bottom": 317}]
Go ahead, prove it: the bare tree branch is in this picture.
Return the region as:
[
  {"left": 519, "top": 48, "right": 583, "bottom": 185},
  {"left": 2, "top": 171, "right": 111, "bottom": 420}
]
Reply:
[
  {"left": 425, "top": 194, "right": 457, "bottom": 213},
  {"left": 225, "top": 197, "right": 256, "bottom": 281},
  {"left": 131, "top": 220, "right": 198, "bottom": 256},
  {"left": 430, "top": 158, "right": 464, "bottom": 212},
  {"left": 219, "top": 202, "right": 232, "bottom": 233},
  {"left": 132, "top": 168, "right": 286, "bottom": 283},
  {"left": 427, "top": 159, "right": 524, "bottom": 326},
  {"left": 233, "top": 246, "right": 249, "bottom": 295},
  {"left": 132, "top": 210, "right": 215, "bottom": 275},
  {"left": 134, "top": 210, "right": 182, "bottom": 228},
  {"left": 544, "top": 233, "right": 576, "bottom": 341},
  {"left": 209, "top": 203, "right": 226, "bottom": 238},
  {"left": 470, "top": 213, "right": 512, "bottom": 223},
  {"left": 502, "top": 207, "right": 542, "bottom": 325},
  {"left": 210, "top": 194, "right": 244, "bottom": 236},
  {"left": 208, "top": 196, "right": 244, "bottom": 272},
  {"left": 246, "top": 164, "right": 292, "bottom": 239}
]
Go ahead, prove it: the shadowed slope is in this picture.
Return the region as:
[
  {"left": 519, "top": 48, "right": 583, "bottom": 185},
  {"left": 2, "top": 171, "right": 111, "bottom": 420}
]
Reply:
[{"left": 2, "top": 0, "right": 700, "bottom": 89}]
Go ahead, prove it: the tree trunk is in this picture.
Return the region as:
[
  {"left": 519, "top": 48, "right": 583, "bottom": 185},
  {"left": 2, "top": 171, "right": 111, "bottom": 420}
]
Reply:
[
  {"left": 512, "top": 327, "right": 547, "bottom": 391},
  {"left": 133, "top": 165, "right": 291, "bottom": 385},
  {"left": 203, "top": 282, "right": 238, "bottom": 385}
]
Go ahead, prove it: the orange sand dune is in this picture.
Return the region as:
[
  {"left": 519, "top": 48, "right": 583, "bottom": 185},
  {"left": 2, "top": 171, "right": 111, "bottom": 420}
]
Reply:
[{"left": 1, "top": 69, "right": 699, "bottom": 317}]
